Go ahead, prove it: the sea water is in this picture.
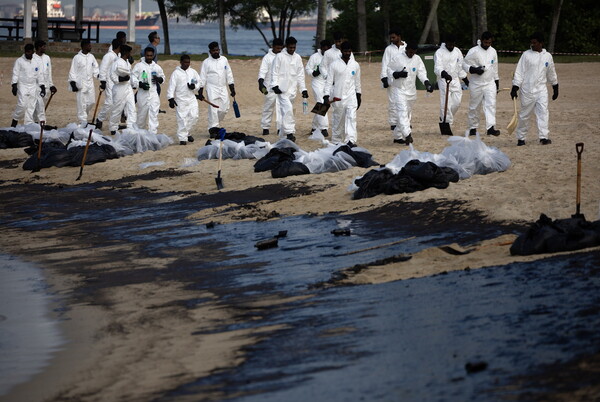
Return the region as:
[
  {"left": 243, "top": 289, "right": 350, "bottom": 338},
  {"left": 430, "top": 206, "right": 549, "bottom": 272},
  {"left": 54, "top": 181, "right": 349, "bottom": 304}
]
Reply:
[{"left": 0, "top": 254, "right": 64, "bottom": 397}]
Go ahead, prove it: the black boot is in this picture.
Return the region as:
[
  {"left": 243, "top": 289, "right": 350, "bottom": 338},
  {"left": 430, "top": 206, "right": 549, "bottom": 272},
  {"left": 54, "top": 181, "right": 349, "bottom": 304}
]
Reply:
[
  {"left": 187, "top": 136, "right": 195, "bottom": 143},
  {"left": 95, "top": 119, "right": 103, "bottom": 129},
  {"left": 11, "top": 119, "right": 18, "bottom": 128},
  {"left": 321, "top": 129, "right": 329, "bottom": 137},
  {"left": 286, "top": 134, "right": 296, "bottom": 142},
  {"left": 208, "top": 127, "right": 220, "bottom": 139},
  {"left": 469, "top": 128, "right": 476, "bottom": 136},
  {"left": 487, "top": 126, "right": 500, "bottom": 136},
  {"left": 262, "top": 129, "right": 269, "bottom": 136}
]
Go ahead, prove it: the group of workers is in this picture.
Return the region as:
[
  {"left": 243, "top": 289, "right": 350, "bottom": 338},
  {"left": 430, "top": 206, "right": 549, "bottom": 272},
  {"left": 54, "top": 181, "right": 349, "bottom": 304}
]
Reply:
[{"left": 9, "top": 28, "right": 558, "bottom": 148}]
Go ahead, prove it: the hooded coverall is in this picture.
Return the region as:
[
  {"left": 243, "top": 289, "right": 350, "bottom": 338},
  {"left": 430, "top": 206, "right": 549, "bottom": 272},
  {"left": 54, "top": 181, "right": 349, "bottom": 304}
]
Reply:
[
  {"left": 512, "top": 49, "right": 558, "bottom": 141},
  {"left": 381, "top": 42, "right": 406, "bottom": 128},
  {"left": 109, "top": 57, "right": 137, "bottom": 132},
  {"left": 387, "top": 52, "right": 429, "bottom": 140},
  {"left": 167, "top": 66, "right": 200, "bottom": 142},
  {"left": 68, "top": 50, "right": 99, "bottom": 126},
  {"left": 199, "top": 56, "right": 234, "bottom": 131},
  {"left": 132, "top": 59, "right": 165, "bottom": 133},
  {"left": 323, "top": 57, "right": 361, "bottom": 144},
  {"left": 258, "top": 49, "right": 280, "bottom": 132},
  {"left": 434, "top": 43, "right": 467, "bottom": 126},
  {"left": 462, "top": 44, "right": 499, "bottom": 131},
  {"left": 12, "top": 54, "right": 43, "bottom": 125},
  {"left": 270, "top": 48, "right": 307, "bottom": 137},
  {"left": 97, "top": 50, "right": 119, "bottom": 124},
  {"left": 33, "top": 53, "right": 52, "bottom": 123},
  {"left": 305, "top": 49, "right": 328, "bottom": 134}
]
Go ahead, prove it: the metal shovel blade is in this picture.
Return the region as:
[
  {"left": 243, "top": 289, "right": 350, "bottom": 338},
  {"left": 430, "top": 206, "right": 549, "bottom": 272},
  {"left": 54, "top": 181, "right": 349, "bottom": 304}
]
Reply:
[
  {"left": 439, "top": 122, "right": 453, "bottom": 136},
  {"left": 215, "top": 172, "right": 224, "bottom": 190}
]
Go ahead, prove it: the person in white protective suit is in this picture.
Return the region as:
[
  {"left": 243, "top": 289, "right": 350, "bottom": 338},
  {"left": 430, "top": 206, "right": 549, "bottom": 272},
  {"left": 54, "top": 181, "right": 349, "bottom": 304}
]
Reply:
[
  {"left": 387, "top": 42, "right": 433, "bottom": 145},
  {"left": 167, "top": 54, "right": 200, "bottom": 145},
  {"left": 305, "top": 39, "right": 332, "bottom": 137},
  {"left": 197, "top": 42, "right": 236, "bottom": 138},
  {"left": 32, "top": 40, "right": 57, "bottom": 124},
  {"left": 108, "top": 44, "right": 137, "bottom": 135},
  {"left": 270, "top": 36, "right": 309, "bottom": 142},
  {"left": 463, "top": 31, "right": 500, "bottom": 136},
  {"left": 95, "top": 39, "right": 121, "bottom": 130},
  {"left": 132, "top": 46, "right": 165, "bottom": 134},
  {"left": 433, "top": 34, "right": 470, "bottom": 135},
  {"left": 511, "top": 32, "right": 559, "bottom": 146},
  {"left": 322, "top": 41, "right": 362, "bottom": 146},
  {"left": 257, "top": 38, "right": 284, "bottom": 136},
  {"left": 11, "top": 43, "right": 45, "bottom": 127},
  {"left": 380, "top": 27, "right": 405, "bottom": 133},
  {"left": 68, "top": 39, "right": 99, "bottom": 127}
]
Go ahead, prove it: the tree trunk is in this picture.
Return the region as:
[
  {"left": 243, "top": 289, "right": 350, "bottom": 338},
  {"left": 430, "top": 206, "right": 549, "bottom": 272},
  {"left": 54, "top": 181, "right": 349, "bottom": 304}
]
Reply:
[
  {"left": 37, "top": 0, "right": 48, "bottom": 41},
  {"left": 156, "top": 0, "right": 170, "bottom": 55},
  {"left": 356, "top": 0, "right": 367, "bottom": 53},
  {"left": 286, "top": 9, "right": 295, "bottom": 42},
  {"left": 418, "top": 0, "right": 441, "bottom": 44},
  {"left": 548, "top": 0, "right": 564, "bottom": 53},
  {"left": 470, "top": 0, "right": 477, "bottom": 45},
  {"left": 477, "top": 0, "right": 487, "bottom": 38},
  {"left": 381, "top": 0, "right": 390, "bottom": 46},
  {"left": 315, "top": 0, "right": 327, "bottom": 49},
  {"left": 428, "top": 0, "right": 439, "bottom": 45},
  {"left": 218, "top": 0, "right": 228, "bottom": 55}
]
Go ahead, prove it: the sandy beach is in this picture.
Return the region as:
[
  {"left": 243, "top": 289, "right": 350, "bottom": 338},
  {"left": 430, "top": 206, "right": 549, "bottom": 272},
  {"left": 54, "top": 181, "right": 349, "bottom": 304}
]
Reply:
[{"left": 0, "top": 55, "right": 599, "bottom": 401}]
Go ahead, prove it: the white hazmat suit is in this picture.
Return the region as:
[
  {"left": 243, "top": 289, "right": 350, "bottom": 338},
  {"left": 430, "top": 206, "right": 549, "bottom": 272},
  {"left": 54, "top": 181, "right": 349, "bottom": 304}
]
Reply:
[
  {"left": 167, "top": 66, "right": 200, "bottom": 142},
  {"left": 512, "top": 48, "right": 558, "bottom": 141},
  {"left": 198, "top": 56, "right": 234, "bottom": 131},
  {"left": 462, "top": 43, "right": 499, "bottom": 132},
  {"left": 258, "top": 49, "right": 280, "bottom": 132},
  {"left": 109, "top": 57, "right": 137, "bottom": 132},
  {"left": 434, "top": 43, "right": 467, "bottom": 126},
  {"left": 323, "top": 57, "right": 361, "bottom": 144},
  {"left": 97, "top": 50, "right": 119, "bottom": 125},
  {"left": 387, "top": 52, "right": 429, "bottom": 140},
  {"left": 68, "top": 50, "right": 99, "bottom": 126},
  {"left": 11, "top": 54, "right": 43, "bottom": 125},
  {"left": 305, "top": 49, "right": 328, "bottom": 134},
  {"left": 270, "top": 48, "right": 307, "bottom": 137},
  {"left": 132, "top": 59, "right": 165, "bottom": 133},
  {"left": 33, "top": 53, "right": 52, "bottom": 123},
  {"left": 381, "top": 42, "right": 405, "bottom": 128}
]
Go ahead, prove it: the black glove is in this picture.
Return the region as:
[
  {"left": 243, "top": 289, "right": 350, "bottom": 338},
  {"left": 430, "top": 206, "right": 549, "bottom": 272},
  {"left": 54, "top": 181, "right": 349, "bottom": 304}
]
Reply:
[
  {"left": 510, "top": 85, "right": 519, "bottom": 99},
  {"left": 302, "top": 90, "right": 308, "bottom": 99},
  {"left": 50, "top": 85, "right": 57, "bottom": 94},
  {"left": 118, "top": 75, "right": 130, "bottom": 82},
  {"left": 356, "top": 93, "right": 362, "bottom": 110},
  {"left": 393, "top": 70, "right": 408, "bottom": 79},
  {"left": 381, "top": 77, "right": 389, "bottom": 88},
  {"left": 495, "top": 80, "right": 499, "bottom": 92},
  {"left": 152, "top": 76, "right": 163, "bottom": 84},
  {"left": 139, "top": 82, "right": 150, "bottom": 90},
  {"left": 425, "top": 80, "right": 433, "bottom": 93},
  {"left": 229, "top": 84, "right": 236, "bottom": 97},
  {"left": 40, "top": 85, "right": 46, "bottom": 98},
  {"left": 187, "top": 82, "right": 195, "bottom": 90},
  {"left": 168, "top": 98, "right": 177, "bottom": 109},
  {"left": 258, "top": 78, "right": 267, "bottom": 94},
  {"left": 312, "top": 66, "right": 320, "bottom": 77},
  {"left": 197, "top": 88, "right": 204, "bottom": 101},
  {"left": 128, "top": 56, "right": 134, "bottom": 65},
  {"left": 552, "top": 84, "right": 559, "bottom": 100},
  {"left": 272, "top": 86, "right": 282, "bottom": 94},
  {"left": 462, "top": 78, "right": 469, "bottom": 88},
  {"left": 469, "top": 66, "right": 484, "bottom": 75},
  {"left": 322, "top": 95, "right": 330, "bottom": 105},
  {"left": 441, "top": 70, "right": 452, "bottom": 81},
  {"left": 12, "top": 83, "right": 17, "bottom": 96},
  {"left": 100, "top": 81, "right": 106, "bottom": 90},
  {"left": 70, "top": 81, "right": 79, "bottom": 92}
]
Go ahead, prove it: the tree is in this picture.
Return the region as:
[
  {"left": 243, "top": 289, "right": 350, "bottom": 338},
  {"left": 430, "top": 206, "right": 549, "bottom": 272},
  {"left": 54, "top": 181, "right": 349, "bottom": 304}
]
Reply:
[
  {"left": 418, "top": 0, "right": 440, "bottom": 44},
  {"left": 37, "top": 0, "right": 48, "bottom": 42},
  {"left": 356, "top": 0, "right": 367, "bottom": 52},
  {"left": 156, "top": 0, "right": 171, "bottom": 55},
  {"left": 548, "top": 0, "right": 563, "bottom": 53},
  {"left": 476, "top": 0, "right": 487, "bottom": 37},
  {"left": 218, "top": 0, "right": 228, "bottom": 54},
  {"left": 315, "top": 0, "right": 328, "bottom": 48}
]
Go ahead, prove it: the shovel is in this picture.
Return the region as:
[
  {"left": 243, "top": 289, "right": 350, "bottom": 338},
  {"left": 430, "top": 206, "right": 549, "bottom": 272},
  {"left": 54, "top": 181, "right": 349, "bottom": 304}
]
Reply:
[
  {"left": 507, "top": 97, "right": 518, "bottom": 134},
  {"left": 44, "top": 92, "right": 54, "bottom": 111},
  {"left": 215, "top": 128, "right": 226, "bottom": 190},
  {"left": 76, "top": 128, "right": 94, "bottom": 181},
  {"left": 31, "top": 122, "right": 45, "bottom": 173},
  {"left": 87, "top": 90, "right": 103, "bottom": 127},
  {"left": 573, "top": 142, "right": 585, "bottom": 219},
  {"left": 439, "top": 80, "right": 453, "bottom": 136}
]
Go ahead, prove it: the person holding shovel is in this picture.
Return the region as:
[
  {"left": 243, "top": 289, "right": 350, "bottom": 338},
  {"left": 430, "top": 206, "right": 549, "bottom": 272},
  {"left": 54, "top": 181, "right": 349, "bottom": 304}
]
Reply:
[
  {"left": 96, "top": 39, "right": 121, "bottom": 130},
  {"left": 167, "top": 54, "right": 200, "bottom": 145},
  {"left": 434, "top": 34, "right": 468, "bottom": 135},
  {"left": 197, "top": 42, "right": 236, "bottom": 138},
  {"left": 387, "top": 41, "right": 433, "bottom": 145},
  {"left": 270, "top": 36, "right": 309, "bottom": 143},
  {"left": 323, "top": 41, "right": 361, "bottom": 146},
  {"left": 258, "top": 38, "right": 284, "bottom": 136},
  {"left": 108, "top": 44, "right": 137, "bottom": 135},
  {"left": 68, "top": 39, "right": 99, "bottom": 127},
  {"left": 33, "top": 40, "right": 56, "bottom": 124},
  {"left": 132, "top": 47, "right": 165, "bottom": 134},
  {"left": 305, "top": 39, "right": 332, "bottom": 138},
  {"left": 511, "top": 32, "right": 559, "bottom": 146},
  {"left": 462, "top": 31, "right": 500, "bottom": 136},
  {"left": 380, "top": 27, "right": 405, "bottom": 134}
]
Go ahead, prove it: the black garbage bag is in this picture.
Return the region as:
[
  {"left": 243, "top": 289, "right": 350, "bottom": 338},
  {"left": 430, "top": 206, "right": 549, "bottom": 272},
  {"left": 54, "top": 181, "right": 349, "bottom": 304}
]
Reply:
[
  {"left": 333, "top": 145, "right": 379, "bottom": 168},
  {"left": 353, "top": 168, "right": 395, "bottom": 199},
  {"left": 68, "top": 144, "right": 110, "bottom": 166},
  {"left": 383, "top": 170, "right": 425, "bottom": 194},
  {"left": 271, "top": 160, "right": 310, "bottom": 178},
  {"left": 403, "top": 160, "right": 460, "bottom": 189},
  {"left": 0, "top": 130, "right": 35, "bottom": 149},
  {"left": 22, "top": 144, "right": 71, "bottom": 170},
  {"left": 242, "top": 135, "right": 267, "bottom": 145},
  {"left": 254, "top": 147, "right": 296, "bottom": 172},
  {"left": 510, "top": 214, "right": 600, "bottom": 256}
]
